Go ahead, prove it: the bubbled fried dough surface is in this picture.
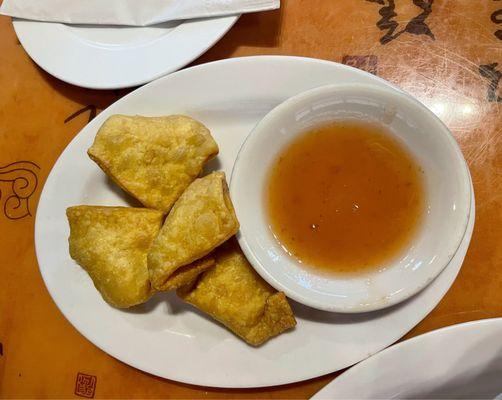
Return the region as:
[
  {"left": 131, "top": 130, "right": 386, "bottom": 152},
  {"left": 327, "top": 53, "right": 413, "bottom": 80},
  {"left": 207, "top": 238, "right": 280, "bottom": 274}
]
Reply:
[
  {"left": 148, "top": 171, "right": 239, "bottom": 291},
  {"left": 177, "top": 239, "right": 296, "bottom": 346},
  {"left": 67, "top": 206, "right": 164, "bottom": 308},
  {"left": 88, "top": 115, "right": 219, "bottom": 213}
]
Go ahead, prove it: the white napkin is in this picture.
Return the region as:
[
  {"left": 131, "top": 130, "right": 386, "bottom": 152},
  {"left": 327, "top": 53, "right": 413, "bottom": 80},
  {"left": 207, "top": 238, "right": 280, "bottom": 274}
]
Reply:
[{"left": 0, "top": 0, "right": 279, "bottom": 26}]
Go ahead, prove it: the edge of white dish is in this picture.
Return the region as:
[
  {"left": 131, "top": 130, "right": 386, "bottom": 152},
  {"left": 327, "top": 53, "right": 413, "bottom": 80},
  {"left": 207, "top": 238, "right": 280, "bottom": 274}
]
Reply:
[
  {"left": 231, "top": 82, "right": 472, "bottom": 313},
  {"left": 312, "top": 317, "right": 502, "bottom": 399},
  {"left": 13, "top": 15, "right": 239, "bottom": 89}
]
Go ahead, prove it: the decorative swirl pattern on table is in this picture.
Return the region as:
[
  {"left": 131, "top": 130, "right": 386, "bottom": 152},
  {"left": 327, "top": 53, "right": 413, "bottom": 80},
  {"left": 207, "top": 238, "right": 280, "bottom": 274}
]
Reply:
[
  {"left": 366, "top": 0, "right": 435, "bottom": 45},
  {"left": 64, "top": 105, "right": 97, "bottom": 124},
  {"left": 342, "top": 55, "right": 378, "bottom": 75},
  {"left": 0, "top": 161, "right": 40, "bottom": 220},
  {"left": 492, "top": 5, "right": 502, "bottom": 41},
  {"left": 479, "top": 63, "right": 502, "bottom": 103}
]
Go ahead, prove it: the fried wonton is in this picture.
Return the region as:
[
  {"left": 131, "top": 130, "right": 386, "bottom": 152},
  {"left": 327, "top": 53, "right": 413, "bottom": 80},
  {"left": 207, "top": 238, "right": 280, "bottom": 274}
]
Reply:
[
  {"left": 177, "top": 239, "right": 297, "bottom": 346},
  {"left": 148, "top": 171, "right": 239, "bottom": 290},
  {"left": 67, "top": 206, "right": 164, "bottom": 308},
  {"left": 88, "top": 115, "right": 219, "bottom": 213},
  {"left": 163, "top": 256, "right": 215, "bottom": 291}
]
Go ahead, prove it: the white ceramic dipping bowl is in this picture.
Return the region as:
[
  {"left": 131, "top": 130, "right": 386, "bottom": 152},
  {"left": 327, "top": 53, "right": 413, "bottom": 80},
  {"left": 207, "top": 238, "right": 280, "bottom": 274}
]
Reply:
[{"left": 230, "top": 83, "right": 471, "bottom": 313}]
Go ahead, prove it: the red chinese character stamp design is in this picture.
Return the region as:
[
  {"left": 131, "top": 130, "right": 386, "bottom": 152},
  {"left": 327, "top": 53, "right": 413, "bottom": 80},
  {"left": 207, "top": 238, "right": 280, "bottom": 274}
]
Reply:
[{"left": 75, "top": 372, "right": 97, "bottom": 398}]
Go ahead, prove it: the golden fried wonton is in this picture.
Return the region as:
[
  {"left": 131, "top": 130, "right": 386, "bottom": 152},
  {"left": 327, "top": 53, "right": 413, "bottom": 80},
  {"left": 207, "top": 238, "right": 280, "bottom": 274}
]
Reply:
[
  {"left": 88, "top": 115, "right": 219, "bottom": 212},
  {"left": 177, "top": 239, "right": 297, "bottom": 346},
  {"left": 148, "top": 171, "right": 239, "bottom": 291},
  {"left": 162, "top": 256, "right": 215, "bottom": 291},
  {"left": 67, "top": 206, "right": 163, "bottom": 308}
]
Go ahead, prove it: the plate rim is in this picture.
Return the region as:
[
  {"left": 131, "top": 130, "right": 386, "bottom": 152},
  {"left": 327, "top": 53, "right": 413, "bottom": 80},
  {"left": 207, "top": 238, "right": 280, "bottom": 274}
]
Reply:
[
  {"left": 34, "top": 56, "right": 475, "bottom": 388},
  {"left": 13, "top": 15, "right": 239, "bottom": 89},
  {"left": 312, "top": 317, "right": 502, "bottom": 399}
]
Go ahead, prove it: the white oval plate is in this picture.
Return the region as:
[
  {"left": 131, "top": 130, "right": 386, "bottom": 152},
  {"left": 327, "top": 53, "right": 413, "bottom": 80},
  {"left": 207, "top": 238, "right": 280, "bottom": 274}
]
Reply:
[
  {"left": 13, "top": 16, "right": 238, "bottom": 89},
  {"left": 313, "top": 318, "right": 502, "bottom": 399},
  {"left": 35, "top": 56, "right": 475, "bottom": 388}
]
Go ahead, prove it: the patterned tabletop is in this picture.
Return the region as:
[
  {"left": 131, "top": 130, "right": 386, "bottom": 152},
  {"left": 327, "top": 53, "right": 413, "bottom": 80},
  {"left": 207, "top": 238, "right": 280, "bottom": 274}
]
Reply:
[{"left": 0, "top": 0, "right": 501, "bottom": 398}]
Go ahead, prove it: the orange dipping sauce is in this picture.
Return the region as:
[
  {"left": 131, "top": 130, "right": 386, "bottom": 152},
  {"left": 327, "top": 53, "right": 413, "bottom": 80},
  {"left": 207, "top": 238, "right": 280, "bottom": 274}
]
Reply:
[{"left": 266, "top": 121, "right": 425, "bottom": 275}]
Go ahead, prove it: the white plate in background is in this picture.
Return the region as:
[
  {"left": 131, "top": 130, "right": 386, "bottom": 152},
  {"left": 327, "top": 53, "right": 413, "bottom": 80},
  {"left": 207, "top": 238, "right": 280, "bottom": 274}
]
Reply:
[
  {"left": 35, "top": 56, "right": 475, "bottom": 387},
  {"left": 313, "top": 318, "right": 502, "bottom": 399},
  {"left": 13, "top": 15, "right": 238, "bottom": 89}
]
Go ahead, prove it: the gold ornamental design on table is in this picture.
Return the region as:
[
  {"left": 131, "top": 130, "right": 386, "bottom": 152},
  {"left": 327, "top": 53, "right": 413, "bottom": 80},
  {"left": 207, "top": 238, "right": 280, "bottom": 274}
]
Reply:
[{"left": 0, "top": 161, "right": 40, "bottom": 220}]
